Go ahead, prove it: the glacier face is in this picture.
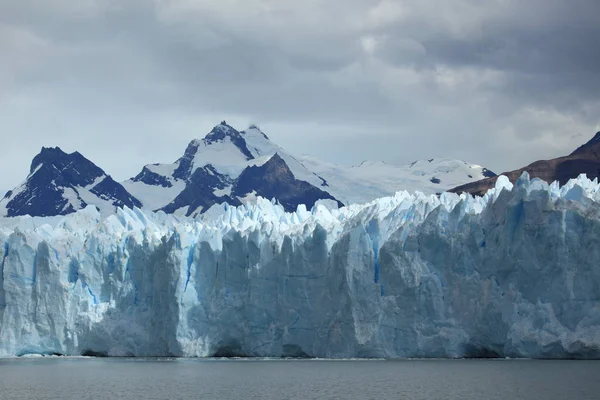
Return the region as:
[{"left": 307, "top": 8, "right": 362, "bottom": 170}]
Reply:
[{"left": 1, "top": 173, "right": 600, "bottom": 359}]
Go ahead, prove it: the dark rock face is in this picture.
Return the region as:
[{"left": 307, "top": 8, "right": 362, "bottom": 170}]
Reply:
[
  {"left": 172, "top": 140, "right": 201, "bottom": 181},
  {"left": 482, "top": 168, "right": 497, "bottom": 178},
  {"left": 2, "top": 147, "right": 141, "bottom": 217},
  {"left": 30, "top": 148, "right": 105, "bottom": 186},
  {"left": 161, "top": 153, "right": 343, "bottom": 215},
  {"left": 233, "top": 154, "right": 344, "bottom": 212},
  {"left": 131, "top": 166, "right": 173, "bottom": 188},
  {"left": 5, "top": 171, "right": 79, "bottom": 217},
  {"left": 90, "top": 176, "right": 142, "bottom": 208},
  {"left": 451, "top": 131, "right": 600, "bottom": 196},
  {"left": 161, "top": 166, "right": 240, "bottom": 216}
]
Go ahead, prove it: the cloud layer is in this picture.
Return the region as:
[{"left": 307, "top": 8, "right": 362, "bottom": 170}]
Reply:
[{"left": 1, "top": 0, "right": 599, "bottom": 192}]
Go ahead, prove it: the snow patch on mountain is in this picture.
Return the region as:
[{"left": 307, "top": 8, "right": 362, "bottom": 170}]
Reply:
[
  {"left": 121, "top": 179, "right": 186, "bottom": 212},
  {"left": 298, "top": 156, "right": 496, "bottom": 204}
]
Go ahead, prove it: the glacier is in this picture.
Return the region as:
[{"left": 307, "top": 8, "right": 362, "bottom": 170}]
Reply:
[{"left": 1, "top": 172, "right": 600, "bottom": 359}]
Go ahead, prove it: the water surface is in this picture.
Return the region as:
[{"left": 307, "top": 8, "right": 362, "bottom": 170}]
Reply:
[{"left": 0, "top": 358, "right": 598, "bottom": 399}]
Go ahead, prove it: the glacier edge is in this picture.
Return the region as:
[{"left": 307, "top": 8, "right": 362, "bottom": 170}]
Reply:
[{"left": 1, "top": 172, "right": 600, "bottom": 359}]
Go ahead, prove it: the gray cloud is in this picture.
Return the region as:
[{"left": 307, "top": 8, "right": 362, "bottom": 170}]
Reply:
[{"left": 0, "top": 0, "right": 599, "bottom": 193}]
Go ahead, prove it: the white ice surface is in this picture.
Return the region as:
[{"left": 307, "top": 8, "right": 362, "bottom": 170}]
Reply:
[
  {"left": 121, "top": 179, "right": 186, "bottom": 212},
  {"left": 189, "top": 137, "right": 252, "bottom": 178},
  {"left": 1, "top": 172, "right": 600, "bottom": 358},
  {"left": 298, "top": 156, "right": 492, "bottom": 204}
]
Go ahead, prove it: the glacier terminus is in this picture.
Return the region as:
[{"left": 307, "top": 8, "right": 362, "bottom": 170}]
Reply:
[{"left": 1, "top": 172, "right": 599, "bottom": 359}]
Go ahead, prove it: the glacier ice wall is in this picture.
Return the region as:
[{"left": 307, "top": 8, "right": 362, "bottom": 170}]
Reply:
[{"left": 1, "top": 172, "right": 600, "bottom": 359}]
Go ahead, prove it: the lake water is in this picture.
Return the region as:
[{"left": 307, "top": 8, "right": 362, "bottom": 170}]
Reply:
[{"left": 0, "top": 358, "right": 598, "bottom": 399}]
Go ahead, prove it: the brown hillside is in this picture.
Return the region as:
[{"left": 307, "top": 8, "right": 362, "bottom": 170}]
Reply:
[{"left": 451, "top": 132, "right": 600, "bottom": 196}]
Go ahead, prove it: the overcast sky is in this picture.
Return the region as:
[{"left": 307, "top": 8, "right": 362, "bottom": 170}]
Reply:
[{"left": 1, "top": 0, "right": 599, "bottom": 193}]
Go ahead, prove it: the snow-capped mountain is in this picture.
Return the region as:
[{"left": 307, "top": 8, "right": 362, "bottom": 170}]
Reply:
[
  {"left": 298, "top": 156, "right": 496, "bottom": 205},
  {"left": 122, "top": 121, "right": 339, "bottom": 216},
  {"left": 0, "top": 147, "right": 141, "bottom": 218},
  {"left": 232, "top": 153, "right": 341, "bottom": 211},
  {"left": 122, "top": 121, "right": 493, "bottom": 216},
  {"left": 0, "top": 121, "right": 494, "bottom": 218}
]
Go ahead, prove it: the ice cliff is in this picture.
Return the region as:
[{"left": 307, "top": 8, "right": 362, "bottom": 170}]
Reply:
[{"left": 1, "top": 172, "right": 600, "bottom": 359}]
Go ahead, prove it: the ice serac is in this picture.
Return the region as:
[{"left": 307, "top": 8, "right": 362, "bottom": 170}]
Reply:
[{"left": 1, "top": 172, "right": 600, "bottom": 359}]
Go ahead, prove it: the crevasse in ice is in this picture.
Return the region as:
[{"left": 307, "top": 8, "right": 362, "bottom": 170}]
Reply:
[{"left": 1, "top": 172, "right": 599, "bottom": 358}]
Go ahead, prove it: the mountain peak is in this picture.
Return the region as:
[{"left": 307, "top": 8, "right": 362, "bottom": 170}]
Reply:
[
  {"left": 40, "top": 146, "right": 66, "bottom": 154},
  {"left": 571, "top": 131, "right": 600, "bottom": 156},
  {"left": 586, "top": 131, "right": 600, "bottom": 146},
  {"left": 202, "top": 122, "right": 254, "bottom": 160},
  {"left": 36, "top": 146, "right": 84, "bottom": 159},
  {"left": 31, "top": 146, "right": 68, "bottom": 172},
  {"left": 269, "top": 152, "right": 284, "bottom": 163},
  {"left": 30, "top": 146, "right": 95, "bottom": 177},
  {"left": 204, "top": 122, "right": 240, "bottom": 142},
  {"left": 245, "top": 124, "right": 270, "bottom": 140},
  {"left": 170, "top": 123, "right": 255, "bottom": 182},
  {"left": 2, "top": 148, "right": 141, "bottom": 217}
]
